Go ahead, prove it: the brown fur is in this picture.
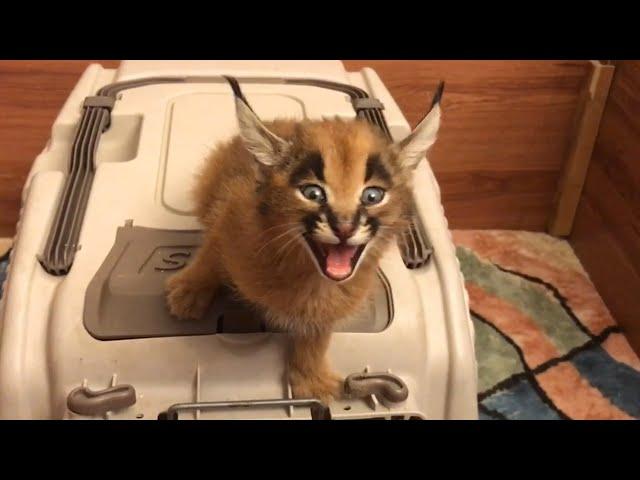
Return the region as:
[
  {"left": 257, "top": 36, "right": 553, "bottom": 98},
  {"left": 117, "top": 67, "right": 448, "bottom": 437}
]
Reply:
[{"left": 166, "top": 117, "right": 417, "bottom": 404}]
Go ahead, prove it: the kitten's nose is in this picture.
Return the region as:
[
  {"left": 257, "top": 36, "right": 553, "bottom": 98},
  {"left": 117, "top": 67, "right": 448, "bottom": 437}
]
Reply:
[{"left": 334, "top": 223, "right": 355, "bottom": 241}]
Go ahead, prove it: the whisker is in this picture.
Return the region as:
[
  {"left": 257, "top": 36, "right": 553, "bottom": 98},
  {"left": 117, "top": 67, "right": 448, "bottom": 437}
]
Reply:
[
  {"left": 258, "top": 221, "right": 303, "bottom": 238},
  {"left": 255, "top": 227, "right": 302, "bottom": 257},
  {"left": 274, "top": 231, "right": 304, "bottom": 260}
]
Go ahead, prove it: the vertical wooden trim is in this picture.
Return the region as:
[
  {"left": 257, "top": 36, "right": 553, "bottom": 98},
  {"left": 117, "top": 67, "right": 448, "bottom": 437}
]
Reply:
[{"left": 548, "top": 60, "right": 615, "bottom": 236}]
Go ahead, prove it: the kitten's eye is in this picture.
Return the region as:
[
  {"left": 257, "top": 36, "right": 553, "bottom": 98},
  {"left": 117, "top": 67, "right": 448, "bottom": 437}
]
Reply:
[
  {"left": 300, "top": 184, "right": 326, "bottom": 203},
  {"left": 361, "top": 187, "right": 385, "bottom": 206}
]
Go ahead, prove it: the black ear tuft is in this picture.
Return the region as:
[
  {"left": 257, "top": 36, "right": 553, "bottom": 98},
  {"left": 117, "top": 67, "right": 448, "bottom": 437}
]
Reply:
[
  {"left": 430, "top": 81, "right": 445, "bottom": 110},
  {"left": 223, "top": 76, "right": 256, "bottom": 114}
]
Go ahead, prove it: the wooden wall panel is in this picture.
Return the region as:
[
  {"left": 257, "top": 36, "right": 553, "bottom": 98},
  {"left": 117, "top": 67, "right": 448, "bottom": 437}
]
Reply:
[
  {"left": 570, "top": 60, "right": 640, "bottom": 354},
  {"left": 0, "top": 60, "right": 119, "bottom": 236},
  {"left": 344, "top": 60, "right": 590, "bottom": 230},
  {"left": 0, "top": 60, "right": 590, "bottom": 236}
]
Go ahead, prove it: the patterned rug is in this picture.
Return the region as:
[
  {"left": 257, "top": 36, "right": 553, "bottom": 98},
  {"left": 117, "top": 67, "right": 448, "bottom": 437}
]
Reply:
[
  {"left": 1, "top": 232, "right": 639, "bottom": 419},
  {"left": 454, "top": 230, "right": 640, "bottom": 420}
]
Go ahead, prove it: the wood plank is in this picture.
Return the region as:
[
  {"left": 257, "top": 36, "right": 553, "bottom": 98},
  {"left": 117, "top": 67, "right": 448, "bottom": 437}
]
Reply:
[
  {"left": 436, "top": 170, "right": 559, "bottom": 230},
  {"left": 571, "top": 197, "right": 640, "bottom": 355},
  {"left": 344, "top": 60, "right": 591, "bottom": 230},
  {"left": 569, "top": 60, "right": 640, "bottom": 355},
  {"left": 580, "top": 149, "right": 640, "bottom": 270},
  {"left": 548, "top": 61, "right": 615, "bottom": 236},
  {"left": 0, "top": 60, "right": 119, "bottom": 237}
]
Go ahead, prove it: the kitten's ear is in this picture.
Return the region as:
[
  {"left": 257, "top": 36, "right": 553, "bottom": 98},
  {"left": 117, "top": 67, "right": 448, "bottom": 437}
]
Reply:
[
  {"left": 235, "top": 97, "right": 290, "bottom": 167},
  {"left": 394, "top": 81, "right": 444, "bottom": 170}
]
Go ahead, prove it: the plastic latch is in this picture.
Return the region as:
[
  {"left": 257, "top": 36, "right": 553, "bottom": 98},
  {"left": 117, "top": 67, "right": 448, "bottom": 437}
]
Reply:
[
  {"left": 344, "top": 371, "right": 408, "bottom": 404},
  {"left": 83, "top": 96, "right": 116, "bottom": 110},
  {"left": 352, "top": 97, "right": 385, "bottom": 111},
  {"left": 67, "top": 384, "right": 137, "bottom": 416}
]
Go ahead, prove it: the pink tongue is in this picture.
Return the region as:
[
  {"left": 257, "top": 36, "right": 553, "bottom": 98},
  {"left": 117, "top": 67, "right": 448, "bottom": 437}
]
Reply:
[{"left": 325, "top": 244, "right": 358, "bottom": 279}]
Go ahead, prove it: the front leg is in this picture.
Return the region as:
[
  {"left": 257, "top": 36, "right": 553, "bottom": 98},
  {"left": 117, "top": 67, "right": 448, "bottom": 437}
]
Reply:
[
  {"left": 288, "top": 330, "right": 343, "bottom": 406},
  {"left": 165, "top": 234, "right": 221, "bottom": 320}
]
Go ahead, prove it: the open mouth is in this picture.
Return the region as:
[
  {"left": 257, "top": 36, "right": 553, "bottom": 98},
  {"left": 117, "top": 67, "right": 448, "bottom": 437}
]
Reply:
[{"left": 303, "top": 234, "right": 367, "bottom": 281}]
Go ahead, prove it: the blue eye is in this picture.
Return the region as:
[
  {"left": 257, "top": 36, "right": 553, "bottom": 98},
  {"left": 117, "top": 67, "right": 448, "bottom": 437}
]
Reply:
[
  {"left": 361, "top": 187, "right": 385, "bottom": 205},
  {"left": 300, "top": 184, "right": 326, "bottom": 203}
]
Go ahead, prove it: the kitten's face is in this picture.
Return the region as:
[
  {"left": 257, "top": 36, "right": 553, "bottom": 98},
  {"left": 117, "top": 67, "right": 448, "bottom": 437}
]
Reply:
[
  {"left": 235, "top": 91, "right": 442, "bottom": 282},
  {"left": 260, "top": 121, "right": 411, "bottom": 281}
]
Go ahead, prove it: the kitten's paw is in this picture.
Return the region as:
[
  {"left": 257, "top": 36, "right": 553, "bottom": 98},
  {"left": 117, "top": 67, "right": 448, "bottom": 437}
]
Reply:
[
  {"left": 165, "top": 274, "right": 212, "bottom": 321},
  {"left": 290, "top": 370, "right": 344, "bottom": 406}
]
